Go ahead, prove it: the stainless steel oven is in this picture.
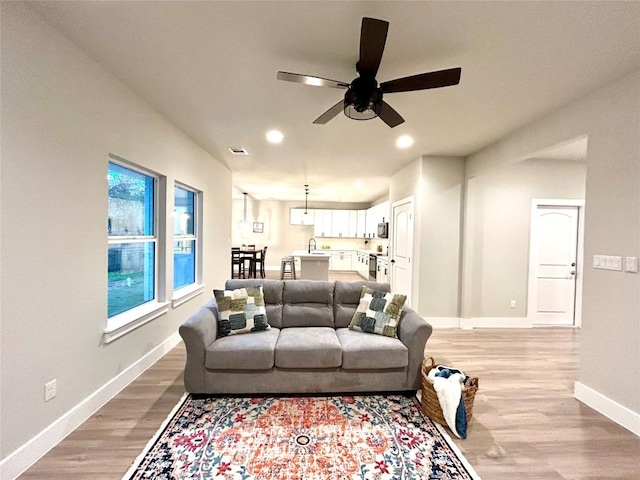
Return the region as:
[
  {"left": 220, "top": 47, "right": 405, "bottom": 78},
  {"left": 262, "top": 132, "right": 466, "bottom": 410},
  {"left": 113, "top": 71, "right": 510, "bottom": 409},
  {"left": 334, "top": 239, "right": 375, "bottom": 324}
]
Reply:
[{"left": 369, "top": 254, "right": 377, "bottom": 281}]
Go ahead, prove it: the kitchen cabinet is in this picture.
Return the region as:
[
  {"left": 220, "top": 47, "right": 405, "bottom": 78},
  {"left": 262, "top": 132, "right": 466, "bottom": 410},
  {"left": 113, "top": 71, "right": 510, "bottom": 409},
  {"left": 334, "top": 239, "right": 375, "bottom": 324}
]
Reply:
[
  {"left": 312, "top": 209, "right": 360, "bottom": 238},
  {"left": 313, "top": 209, "right": 332, "bottom": 237},
  {"left": 331, "top": 210, "right": 356, "bottom": 238},
  {"left": 290, "top": 208, "right": 315, "bottom": 225},
  {"left": 377, "top": 257, "right": 389, "bottom": 284},
  {"left": 364, "top": 202, "right": 390, "bottom": 238},
  {"left": 355, "top": 251, "right": 369, "bottom": 279},
  {"left": 329, "top": 250, "right": 353, "bottom": 271},
  {"left": 356, "top": 210, "right": 366, "bottom": 238},
  {"left": 299, "top": 206, "right": 388, "bottom": 238}
]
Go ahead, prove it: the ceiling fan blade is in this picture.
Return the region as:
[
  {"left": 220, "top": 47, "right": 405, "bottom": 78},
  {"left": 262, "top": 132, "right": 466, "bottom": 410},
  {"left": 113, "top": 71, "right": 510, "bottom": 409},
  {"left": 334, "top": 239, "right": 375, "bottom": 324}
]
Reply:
[
  {"left": 313, "top": 99, "right": 345, "bottom": 124},
  {"left": 377, "top": 101, "right": 404, "bottom": 128},
  {"left": 358, "top": 17, "right": 389, "bottom": 76},
  {"left": 380, "top": 67, "right": 462, "bottom": 93},
  {"left": 277, "top": 71, "right": 349, "bottom": 89}
]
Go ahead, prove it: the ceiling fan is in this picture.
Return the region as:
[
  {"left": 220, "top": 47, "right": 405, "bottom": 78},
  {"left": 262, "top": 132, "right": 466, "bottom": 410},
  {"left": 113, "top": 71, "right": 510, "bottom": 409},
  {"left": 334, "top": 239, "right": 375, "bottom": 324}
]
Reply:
[{"left": 277, "top": 17, "right": 462, "bottom": 128}]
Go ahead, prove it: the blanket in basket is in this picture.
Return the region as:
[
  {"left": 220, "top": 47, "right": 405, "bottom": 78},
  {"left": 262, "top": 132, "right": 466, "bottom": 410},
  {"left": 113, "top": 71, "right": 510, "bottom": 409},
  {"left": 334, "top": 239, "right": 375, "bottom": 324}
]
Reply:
[{"left": 427, "top": 365, "right": 469, "bottom": 439}]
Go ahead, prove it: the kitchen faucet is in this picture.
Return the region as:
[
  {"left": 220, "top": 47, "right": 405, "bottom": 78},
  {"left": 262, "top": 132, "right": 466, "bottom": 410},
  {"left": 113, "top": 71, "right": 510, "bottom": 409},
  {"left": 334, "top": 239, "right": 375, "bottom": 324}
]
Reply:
[{"left": 308, "top": 237, "right": 317, "bottom": 253}]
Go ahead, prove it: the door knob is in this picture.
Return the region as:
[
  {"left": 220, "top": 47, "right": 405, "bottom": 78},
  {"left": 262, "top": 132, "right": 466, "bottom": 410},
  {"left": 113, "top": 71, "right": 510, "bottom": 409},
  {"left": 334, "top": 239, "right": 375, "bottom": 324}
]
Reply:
[{"left": 570, "top": 271, "right": 576, "bottom": 275}]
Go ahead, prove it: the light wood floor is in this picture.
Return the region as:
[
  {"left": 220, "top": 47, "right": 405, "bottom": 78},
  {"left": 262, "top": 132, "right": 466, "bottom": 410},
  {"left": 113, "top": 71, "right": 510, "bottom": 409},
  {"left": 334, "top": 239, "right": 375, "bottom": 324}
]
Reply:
[{"left": 19, "top": 274, "right": 640, "bottom": 479}]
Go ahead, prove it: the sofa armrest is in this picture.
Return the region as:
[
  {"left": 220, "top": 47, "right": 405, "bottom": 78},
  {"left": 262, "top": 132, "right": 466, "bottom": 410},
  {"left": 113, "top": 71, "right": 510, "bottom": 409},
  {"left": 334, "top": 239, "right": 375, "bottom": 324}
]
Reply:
[
  {"left": 397, "top": 307, "right": 433, "bottom": 389},
  {"left": 178, "top": 297, "right": 219, "bottom": 392}
]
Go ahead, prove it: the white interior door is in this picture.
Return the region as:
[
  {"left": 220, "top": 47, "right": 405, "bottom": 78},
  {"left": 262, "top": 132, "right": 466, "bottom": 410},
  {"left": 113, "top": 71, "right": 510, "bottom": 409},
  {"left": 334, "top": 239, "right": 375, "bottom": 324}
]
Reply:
[
  {"left": 391, "top": 198, "right": 414, "bottom": 306},
  {"left": 529, "top": 205, "right": 580, "bottom": 325}
]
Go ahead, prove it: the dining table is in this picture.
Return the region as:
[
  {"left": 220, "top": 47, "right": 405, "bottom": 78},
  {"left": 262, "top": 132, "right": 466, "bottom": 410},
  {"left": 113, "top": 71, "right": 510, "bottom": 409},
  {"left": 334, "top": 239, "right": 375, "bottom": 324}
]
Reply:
[{"left": 234, "top": 247, "right": 261, "bottom": 278}]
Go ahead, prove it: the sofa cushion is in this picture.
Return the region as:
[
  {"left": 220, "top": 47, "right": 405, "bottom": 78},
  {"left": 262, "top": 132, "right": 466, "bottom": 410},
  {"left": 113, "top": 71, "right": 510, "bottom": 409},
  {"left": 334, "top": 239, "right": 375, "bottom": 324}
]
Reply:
[
  {"left": 206, "top": 328, "right": 280, "bottom": 370},
  {"left": 334, "top": 280, "right": 390, "bottom": 328},
  {"left": 348, "top": 286, "right": 407, "bottom": 338},
  {"left": 336, "top": 328, "right": 408, "bottom": 370},
  {"left": 225, "top": 279, "right": 284, "bottom": 328},
  {"left": 214, "top": 286, "right": 270, "bottom": 336},
  {"left": 275, "top": 327, "right": 342, "bottom": 368},
  {"left": 282, "top": 280, "right": 335, "bottom": 328}
]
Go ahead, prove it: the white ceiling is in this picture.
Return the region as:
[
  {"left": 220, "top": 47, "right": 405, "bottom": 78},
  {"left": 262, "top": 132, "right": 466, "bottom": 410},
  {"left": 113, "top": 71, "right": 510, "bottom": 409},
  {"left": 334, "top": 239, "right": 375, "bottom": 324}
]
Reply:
[{"left": 28, "top": 1, "right": 640, "bottom": 203}]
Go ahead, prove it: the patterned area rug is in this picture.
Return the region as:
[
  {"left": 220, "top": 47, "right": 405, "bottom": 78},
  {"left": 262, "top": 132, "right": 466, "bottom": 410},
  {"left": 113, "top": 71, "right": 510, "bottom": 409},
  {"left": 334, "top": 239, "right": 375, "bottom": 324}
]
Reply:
[{"left": 123, "top": 394, "right": 480, "bottom": 479}]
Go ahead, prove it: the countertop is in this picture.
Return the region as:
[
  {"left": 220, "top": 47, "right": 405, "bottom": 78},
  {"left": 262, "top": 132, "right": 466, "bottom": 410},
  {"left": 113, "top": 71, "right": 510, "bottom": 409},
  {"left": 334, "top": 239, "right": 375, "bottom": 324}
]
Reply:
[
  {"left": 290, "top": 250, "right": 331, "bottom": 258},
  {"left": 293, "top": 249, "right": 389, "bottom": 258}
]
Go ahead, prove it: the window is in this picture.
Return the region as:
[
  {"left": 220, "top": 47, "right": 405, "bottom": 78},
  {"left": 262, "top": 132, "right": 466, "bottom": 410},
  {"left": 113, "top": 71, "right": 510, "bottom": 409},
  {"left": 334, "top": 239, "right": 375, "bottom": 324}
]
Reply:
[
  {"left": 173, "top": 185, "right": 198, "bottom": 290},
  {"left": 107, "top": 161, "right": 157, "bottom": 318}
]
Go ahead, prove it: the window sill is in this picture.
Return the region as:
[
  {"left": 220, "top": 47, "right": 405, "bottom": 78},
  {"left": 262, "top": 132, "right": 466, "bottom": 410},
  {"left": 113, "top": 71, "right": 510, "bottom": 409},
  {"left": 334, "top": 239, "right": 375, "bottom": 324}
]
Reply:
[
  {"left": 172, "top": 284, "right": 206, "bottom": 308},
  {"left": 104, "top": 301, "right": 170, "bottom": 344}
]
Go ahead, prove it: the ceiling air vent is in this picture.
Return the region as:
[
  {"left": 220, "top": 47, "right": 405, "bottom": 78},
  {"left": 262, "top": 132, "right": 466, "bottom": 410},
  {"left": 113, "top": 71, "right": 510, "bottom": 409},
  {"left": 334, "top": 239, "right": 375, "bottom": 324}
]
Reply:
[{"left": 228, "top": 147, "right": 249, "bottom": 156}]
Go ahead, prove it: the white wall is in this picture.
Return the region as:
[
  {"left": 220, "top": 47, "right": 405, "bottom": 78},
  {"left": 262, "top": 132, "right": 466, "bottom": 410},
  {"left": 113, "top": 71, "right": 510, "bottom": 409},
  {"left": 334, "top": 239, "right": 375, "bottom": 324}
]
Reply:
[
  {"left": 0, "top": 1, "right": 231, "bottom": 468},
  {"left": 418, "top": 156, "right": 465, "bottom": 318},
  {"left": 389, "top": 156, "right": 465, "bottom": 317},
  {"left": 465, "top": 71, "right": 640, "bottom": 422},
  {"left": 462, "top": 158, "right": 586, "bottom": 319}
]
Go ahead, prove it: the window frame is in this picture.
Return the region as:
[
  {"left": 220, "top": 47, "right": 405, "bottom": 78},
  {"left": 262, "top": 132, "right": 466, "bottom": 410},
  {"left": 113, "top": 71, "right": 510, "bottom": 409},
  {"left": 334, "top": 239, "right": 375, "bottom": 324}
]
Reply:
[
  {"left": 105, "top": 154, "right": 169, "bottom": 343},
  {"left": 172, "top": 182, "right": 204, "bottom": 306}
]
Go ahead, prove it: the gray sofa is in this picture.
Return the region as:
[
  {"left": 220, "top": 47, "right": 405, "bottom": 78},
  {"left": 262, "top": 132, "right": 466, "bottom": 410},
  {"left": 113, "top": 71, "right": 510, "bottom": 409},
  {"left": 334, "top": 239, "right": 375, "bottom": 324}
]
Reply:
[{"left": 179, "top": 279, "right": 433, "bottom": 394}]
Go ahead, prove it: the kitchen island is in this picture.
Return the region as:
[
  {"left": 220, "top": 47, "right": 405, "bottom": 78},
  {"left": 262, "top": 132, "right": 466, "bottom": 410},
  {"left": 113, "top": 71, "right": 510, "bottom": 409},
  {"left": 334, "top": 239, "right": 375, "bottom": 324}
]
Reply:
[{"left": 290, "top": 250, "right": 331, "bottom": 281}]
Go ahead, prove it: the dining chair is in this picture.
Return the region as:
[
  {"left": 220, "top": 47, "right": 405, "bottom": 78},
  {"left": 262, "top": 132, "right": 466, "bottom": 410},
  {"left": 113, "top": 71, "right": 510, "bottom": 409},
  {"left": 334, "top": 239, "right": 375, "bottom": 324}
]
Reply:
[
  {"left": 254, "top": 246, "right": 268, "bottom": 278},
  {"left": 231, "top": 248, "right": 244, "bottom": 279},
  {"left": 242, "top": 245, "right": 257, "bottom": 278}
]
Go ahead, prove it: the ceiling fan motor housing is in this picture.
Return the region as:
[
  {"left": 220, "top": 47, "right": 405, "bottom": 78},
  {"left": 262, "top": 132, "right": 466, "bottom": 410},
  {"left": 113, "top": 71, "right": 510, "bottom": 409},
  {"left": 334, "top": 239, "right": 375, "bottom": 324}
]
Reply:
[{"left": 344, "top": 76, "right": 382, "bottom": 119}]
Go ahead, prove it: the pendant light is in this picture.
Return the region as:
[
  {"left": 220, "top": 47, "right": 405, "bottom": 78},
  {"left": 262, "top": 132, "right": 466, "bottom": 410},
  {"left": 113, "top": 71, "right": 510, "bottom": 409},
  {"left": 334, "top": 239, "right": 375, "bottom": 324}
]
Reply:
[
  {"left": 242, "top": 192, "right": 248, "bottom": 222},
  {"left": 304, "top": 185, "right": 309, "bottom": 214}
]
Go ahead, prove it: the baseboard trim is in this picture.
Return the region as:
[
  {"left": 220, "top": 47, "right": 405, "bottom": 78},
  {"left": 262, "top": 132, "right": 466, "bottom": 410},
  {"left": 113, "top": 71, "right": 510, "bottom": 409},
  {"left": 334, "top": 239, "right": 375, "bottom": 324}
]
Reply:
[
  {"left": 574, "top": 381, "right": 640, "bottom": 436},
  {"left": 0, "top": 332, "right": 182, "bottom": 480},
  {"left": 461, "top": 317, "right": 532, "bottom": 329},
  {"left": 426, "top": 317, "right": 463, "bottom": 328},
  {"left": 426, "top": 317, "right": 532, "bottom": 329}
]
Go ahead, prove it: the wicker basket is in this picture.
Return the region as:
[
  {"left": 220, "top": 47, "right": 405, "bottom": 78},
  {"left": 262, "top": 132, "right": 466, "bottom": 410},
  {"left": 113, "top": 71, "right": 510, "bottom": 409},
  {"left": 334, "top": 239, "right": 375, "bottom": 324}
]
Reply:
[{"left": 420, "top": 356, "right": 479, "bottom": 427}]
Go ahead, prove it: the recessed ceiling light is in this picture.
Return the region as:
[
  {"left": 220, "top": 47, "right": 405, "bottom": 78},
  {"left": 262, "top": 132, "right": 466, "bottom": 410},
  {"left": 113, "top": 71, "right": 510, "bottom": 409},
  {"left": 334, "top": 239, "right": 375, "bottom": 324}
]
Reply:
[
  {"left": 354, "top": 180, "right": 363, "bottom": 188},
  {"left": 396, "top": 135, "right": 414, "bottom": 149},
  {"left": 266, "top": 130, "right": 284, "bottom": 144}
]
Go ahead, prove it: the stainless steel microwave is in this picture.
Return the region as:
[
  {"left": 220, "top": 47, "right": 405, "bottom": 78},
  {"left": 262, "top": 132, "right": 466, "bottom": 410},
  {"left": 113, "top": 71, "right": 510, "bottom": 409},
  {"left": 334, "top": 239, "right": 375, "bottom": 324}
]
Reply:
[{"left": 377, "top": 222, "right": 388, "bottom": 238}]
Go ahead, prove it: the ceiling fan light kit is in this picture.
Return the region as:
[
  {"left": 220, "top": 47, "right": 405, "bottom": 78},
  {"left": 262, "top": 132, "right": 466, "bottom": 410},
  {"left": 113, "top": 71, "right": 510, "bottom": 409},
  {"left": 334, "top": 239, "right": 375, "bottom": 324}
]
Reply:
[{"left": 277, "top": 17, "right": 462, "bottom": 128}]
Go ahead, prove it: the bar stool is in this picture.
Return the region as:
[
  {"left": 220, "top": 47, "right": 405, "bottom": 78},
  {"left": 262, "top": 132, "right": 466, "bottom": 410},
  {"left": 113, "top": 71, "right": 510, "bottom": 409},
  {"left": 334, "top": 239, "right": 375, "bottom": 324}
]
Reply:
[{"left": 280, "top": 256, "right": 296, "bottom": 280}]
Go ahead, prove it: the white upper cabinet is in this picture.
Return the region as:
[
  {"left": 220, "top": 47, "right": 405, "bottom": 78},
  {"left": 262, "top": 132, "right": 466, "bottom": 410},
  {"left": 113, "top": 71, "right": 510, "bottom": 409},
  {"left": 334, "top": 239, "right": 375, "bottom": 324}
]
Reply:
[
  {"left": 364, "top": 202, "right": 389, "bottom": 237},
  {"left": 356, "top": 210, "right": 366, "bottom": 238},
  {"left": 331, "top": 210, "right": 350, "bottom": 237},
  {"left": 296, "top": 204, "right": 388, "bottom": 238},
  {"left": 313, "top": 209, "right": 333, "bottom": 237}
]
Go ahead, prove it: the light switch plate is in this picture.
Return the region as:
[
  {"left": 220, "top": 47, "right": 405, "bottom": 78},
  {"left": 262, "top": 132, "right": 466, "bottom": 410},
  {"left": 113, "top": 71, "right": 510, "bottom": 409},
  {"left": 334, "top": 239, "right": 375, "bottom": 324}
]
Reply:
[{"left": 594, "top": 255, "right": 623, "bottom": 271}]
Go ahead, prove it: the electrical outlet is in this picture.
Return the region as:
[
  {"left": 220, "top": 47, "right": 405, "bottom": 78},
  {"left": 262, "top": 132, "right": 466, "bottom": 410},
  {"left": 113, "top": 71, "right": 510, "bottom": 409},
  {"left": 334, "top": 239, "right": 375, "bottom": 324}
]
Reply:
[
  {"left": 510, "top": 300, "right": 516, "bottom": 309},
  {"left": 45, "top": 379, "right": 57, "bottom": 402}
]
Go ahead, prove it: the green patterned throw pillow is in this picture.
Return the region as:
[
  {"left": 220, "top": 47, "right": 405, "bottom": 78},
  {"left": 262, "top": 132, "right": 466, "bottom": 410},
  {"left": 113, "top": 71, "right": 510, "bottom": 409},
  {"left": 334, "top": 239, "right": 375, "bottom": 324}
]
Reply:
[
  {"left": 213, "top": 286, "right": 270, "bottom": 337},
  {"left": 348, "top": 286, "right": 406, "bottom": 338}
]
